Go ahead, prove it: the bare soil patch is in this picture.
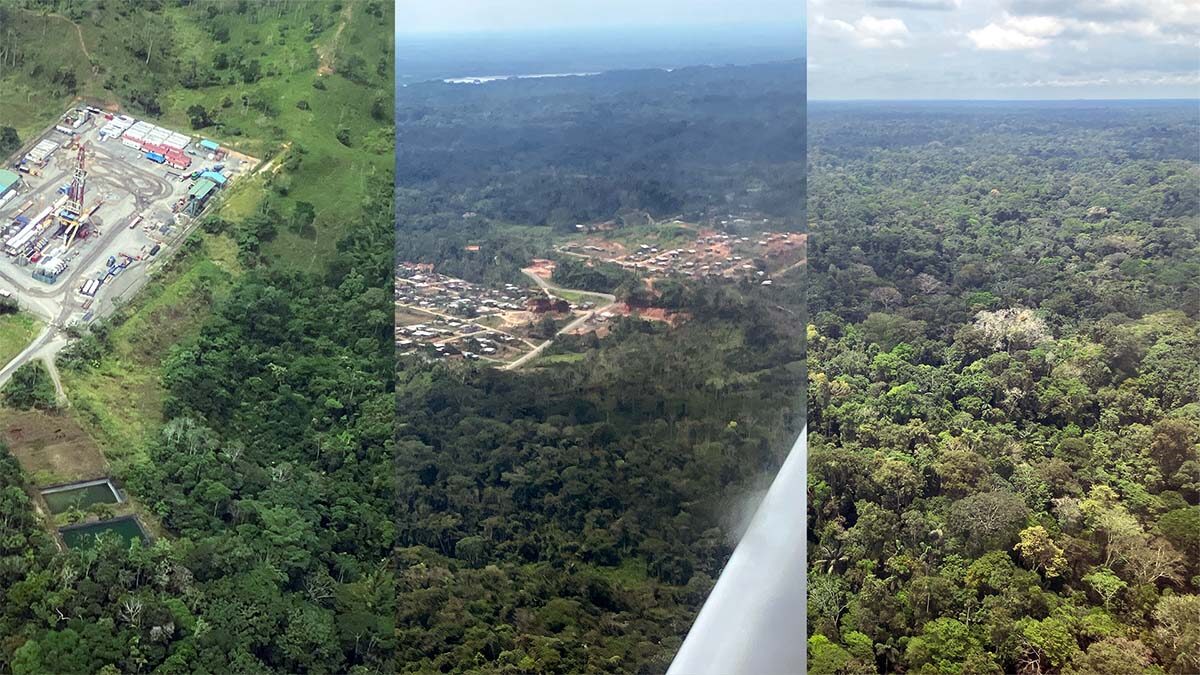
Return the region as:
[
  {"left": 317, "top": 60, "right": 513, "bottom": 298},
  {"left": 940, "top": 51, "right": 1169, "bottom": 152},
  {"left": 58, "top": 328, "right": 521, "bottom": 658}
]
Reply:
[{"left": 0, "top": 408, "right": 109, "bottom": 486}]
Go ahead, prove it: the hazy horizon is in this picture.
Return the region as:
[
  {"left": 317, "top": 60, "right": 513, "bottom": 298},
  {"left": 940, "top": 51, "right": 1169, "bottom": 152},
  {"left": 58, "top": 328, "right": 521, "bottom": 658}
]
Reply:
[
  {"left": 396, "top": 0, "right": 803, "bottom": 35},
  {"left": 809, "top": 96, "right": 1199, "bottom": 102},
  {"left": 396, "top": 23, "right": 805, "bottom": 83}
]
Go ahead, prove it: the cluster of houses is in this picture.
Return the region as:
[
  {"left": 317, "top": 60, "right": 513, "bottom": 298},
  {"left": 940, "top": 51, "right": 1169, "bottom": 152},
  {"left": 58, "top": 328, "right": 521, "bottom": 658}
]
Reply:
[
  {"left": 395, "top": 263, "right": 540, "bottom": 362},
  {"left": 395, "top": 262, "right": 535, "bottom": 319},
  {"left": 561, "top": 230, "right": 803, "bottom": 285},
  {"left": 395, "top": 315, "right": 524, "bottom": 361}
]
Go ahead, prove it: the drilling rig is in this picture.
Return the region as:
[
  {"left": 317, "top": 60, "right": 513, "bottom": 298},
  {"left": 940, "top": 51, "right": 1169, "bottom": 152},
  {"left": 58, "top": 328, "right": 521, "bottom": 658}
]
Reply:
[{"left": 58, "top": 143, "right": 88, "bottom": 249}]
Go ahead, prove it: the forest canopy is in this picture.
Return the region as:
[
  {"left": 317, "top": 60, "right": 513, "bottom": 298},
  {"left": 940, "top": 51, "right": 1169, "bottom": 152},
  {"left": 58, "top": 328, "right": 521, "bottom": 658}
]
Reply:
[{"left": 806, "top": 101, "right": 1200, "bottom": 675}]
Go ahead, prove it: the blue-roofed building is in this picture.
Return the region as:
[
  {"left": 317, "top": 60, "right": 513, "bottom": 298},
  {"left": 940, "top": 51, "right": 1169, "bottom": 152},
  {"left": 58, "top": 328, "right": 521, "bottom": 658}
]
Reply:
[
  {"left": 0, "top": 169, "right": 20, "bottom": 198},
  {"left": 200, "top": 171, "right": 227, "bottom": 185}
]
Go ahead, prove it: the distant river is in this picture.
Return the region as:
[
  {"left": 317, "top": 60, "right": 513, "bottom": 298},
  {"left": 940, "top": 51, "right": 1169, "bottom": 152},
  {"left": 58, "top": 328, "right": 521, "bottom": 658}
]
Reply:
[
  {"left": 397, "top": 23, "right": 803, "bottom": 87},
  {"left": 441, "top": 72, "right": 602, "bottom": 85}
]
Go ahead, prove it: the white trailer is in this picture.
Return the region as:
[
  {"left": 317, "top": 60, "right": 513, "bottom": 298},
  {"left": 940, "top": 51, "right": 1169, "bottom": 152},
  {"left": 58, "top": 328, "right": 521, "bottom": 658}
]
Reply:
[{"left": 5, "top": 205, "right": 53, "bottom": 254}]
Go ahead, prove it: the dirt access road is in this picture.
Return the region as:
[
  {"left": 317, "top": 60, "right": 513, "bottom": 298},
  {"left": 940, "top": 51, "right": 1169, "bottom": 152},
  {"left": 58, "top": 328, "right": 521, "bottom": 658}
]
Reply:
[{"left": 504, "top": 269, "right": 615, "bottom": 370}]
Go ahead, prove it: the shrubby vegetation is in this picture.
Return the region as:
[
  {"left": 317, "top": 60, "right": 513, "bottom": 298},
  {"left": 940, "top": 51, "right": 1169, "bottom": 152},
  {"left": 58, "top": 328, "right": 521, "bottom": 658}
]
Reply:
[
  {"left": 2, "top": 362, "right": 57, "bottom": 411},
  {"left": 1, "top": 174, "right": 395, "bottom": 674},
  {"left": 806, "top": 102, "right": 1199, "bottom": 675},
  {"left": 0, "top": 126, "right": 20, "bottom": 156},
  {"left": 396, "top": 280, "right": 805, "bottom": 672}
]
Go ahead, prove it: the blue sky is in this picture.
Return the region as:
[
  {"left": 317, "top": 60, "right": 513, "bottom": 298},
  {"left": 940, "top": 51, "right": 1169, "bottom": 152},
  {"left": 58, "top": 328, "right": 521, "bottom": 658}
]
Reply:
[
  {"left": 809, "top": 0, "right": 1200, "bottom": 99},
  {"left": 396, "top": 0, "right": 805, "bottom": 34}
]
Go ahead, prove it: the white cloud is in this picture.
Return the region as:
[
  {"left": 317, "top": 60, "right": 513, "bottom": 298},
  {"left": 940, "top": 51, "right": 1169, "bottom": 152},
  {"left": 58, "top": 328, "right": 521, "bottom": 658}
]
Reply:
[
  {"left": 1004, "top": 15, "right": 1066, "bottom": 37},
  {"left": 812, "top": 0, "right": 1198, "bottom": 98},
  {"left": 967, "top": 19, "right": 1058, "bottom": 50},
  {"left": 868, "top": 0, "right": 962, "bottom": 10},
  {"left": 970, "top": 9, "right": 1200, "bottom": 51},
  {"left": 816, "top": 14, "right": 910, "bottom": 48},
  {"left": 1002, "top": 0, "right": 1200, "bottom": 45}
]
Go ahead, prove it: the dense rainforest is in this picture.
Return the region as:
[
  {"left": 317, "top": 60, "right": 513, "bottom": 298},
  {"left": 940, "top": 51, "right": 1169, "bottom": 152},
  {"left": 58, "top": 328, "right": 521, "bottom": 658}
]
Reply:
[
  {"left": 396, "top": 61, "right": 806, "bottom": 285},
  {"left": 0, "top": 1, "right": 396, "bottom": 672},
  {"left": 806, "top": 102, "right": 1200, "bottom": 675},
  {"left": 394, "top": 62, "right": 807, "bottom": 672}
]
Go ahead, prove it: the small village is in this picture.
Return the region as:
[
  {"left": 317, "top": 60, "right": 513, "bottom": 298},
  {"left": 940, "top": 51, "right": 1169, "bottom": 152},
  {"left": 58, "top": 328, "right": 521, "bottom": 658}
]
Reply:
[
  {"left": 395, "top": 262, "right": 573, "bottom": 364},
  {"left": 558, "top": 227, "right": 805, "bottom": 285},
  {"left": 395, "top": 222, "right": 806, "bottom": 366}
]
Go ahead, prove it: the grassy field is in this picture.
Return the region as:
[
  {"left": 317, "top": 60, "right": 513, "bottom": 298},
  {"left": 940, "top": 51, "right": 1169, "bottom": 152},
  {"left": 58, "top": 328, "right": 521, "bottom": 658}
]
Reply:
[
  {"left": 62, "top": 234, "right": 241, "bottom": 474},
  {"left": 396, "top": 306, "right": 437, "bottom": 326},
  {"left": 597, "top": 221, "right": 699, "bottom": 248},
  {"left": 0, "top": 313, "right": 43, "bottom": 368},
  {"left": 547, "top": 288, "right": 602, "bottom": 305},
  {"left": 530, "top": 351, "right": 588, "bottom": 367},
  {"left": 0, "top": 11, "right": 92, "bottom": 141}
]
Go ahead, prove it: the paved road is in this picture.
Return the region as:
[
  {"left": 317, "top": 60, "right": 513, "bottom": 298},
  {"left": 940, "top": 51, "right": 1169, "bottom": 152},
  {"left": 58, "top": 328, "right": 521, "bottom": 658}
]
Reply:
[{"left": 503, "top": 270, "right": 615, "bottom": 371}]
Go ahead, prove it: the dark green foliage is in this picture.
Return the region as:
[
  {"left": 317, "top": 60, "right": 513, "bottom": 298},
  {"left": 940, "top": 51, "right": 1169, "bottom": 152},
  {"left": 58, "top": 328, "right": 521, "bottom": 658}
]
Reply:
[
  {"left": 1, "top": 175, "right": 397, "bottom": 673},
  {"left": 550, "top": 257, "right": 635, "bottom": 294},
  {"left": 370, "top": 96, "right": 387, "bottom": 121},
  {"left": 397, "top": 62, "right": 805, "bottom": 229},
  {"left": 396, "top": 292, "right": 805, "bottom": 670},
  {"left": 2, "top": 362, "right": 57, "bottom": 411},
  {"left": 807, "top": 102, "right": 1200, "bottom": 674},
  {"left": 0, "top": 126, "right": 20, "bottom": 157},
  {"left": 0, "top": 0, "right": 398, "bottom": 663},
  {"left": 185, "top": 104, "right": 213, "bottom": 130}
]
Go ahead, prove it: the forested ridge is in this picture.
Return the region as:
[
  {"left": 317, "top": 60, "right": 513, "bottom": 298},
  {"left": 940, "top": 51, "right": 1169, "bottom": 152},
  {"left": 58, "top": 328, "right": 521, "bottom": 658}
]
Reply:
[
  {"left": 395, "top": 62, "right": 806, "bottom": 673},
  {"left": 806, "top": 102, "right": 1200, "bottom": 675}
]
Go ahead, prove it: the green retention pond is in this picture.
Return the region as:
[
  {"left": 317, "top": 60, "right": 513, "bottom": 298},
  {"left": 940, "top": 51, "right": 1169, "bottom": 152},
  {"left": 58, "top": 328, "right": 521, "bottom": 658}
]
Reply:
[
  {"left": 59, "top": 516, "right": 148, "bottom": 550},
  {"left": 40, "top": 479, "right": 122, "bottom": 514}
]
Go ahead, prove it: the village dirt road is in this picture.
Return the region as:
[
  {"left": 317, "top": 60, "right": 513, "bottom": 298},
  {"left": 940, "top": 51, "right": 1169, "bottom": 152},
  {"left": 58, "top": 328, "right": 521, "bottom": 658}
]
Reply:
[{"left": 503, "top": 269, "right": 615, "bottom": 371}]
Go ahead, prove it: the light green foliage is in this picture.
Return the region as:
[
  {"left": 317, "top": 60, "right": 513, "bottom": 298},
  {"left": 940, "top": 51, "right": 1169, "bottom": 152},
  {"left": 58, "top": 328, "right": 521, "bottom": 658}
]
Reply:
[
  {"left": 1014, "top": 526, "right": 1067, "bottom": 577},
  {"left": 0, "top": 2, "right": 397, "bottom": 672},
  {"left": 809, "top": 634, "right": 855, "bottom": 675},
  {"left": 1083, "top": 568, "right": 1127, "bottom": 607},
  {"left": 807, "top": 104, "right": 1198, "bottom": 673},
  {"left": 1152, "top": 595, "right": 1200, "bottom": 674}
]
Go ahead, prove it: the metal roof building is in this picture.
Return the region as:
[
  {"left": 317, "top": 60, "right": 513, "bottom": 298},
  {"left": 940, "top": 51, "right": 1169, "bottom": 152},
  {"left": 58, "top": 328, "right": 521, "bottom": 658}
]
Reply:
[
  {"left": 189, "top": 178, "right": 217, "bottom": 201},
  {"left": 26, "top": 139, "right": 61, "bottom": 164},
  {"left": 0, "top": 169, "right": 19, "bottom": 196}
]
